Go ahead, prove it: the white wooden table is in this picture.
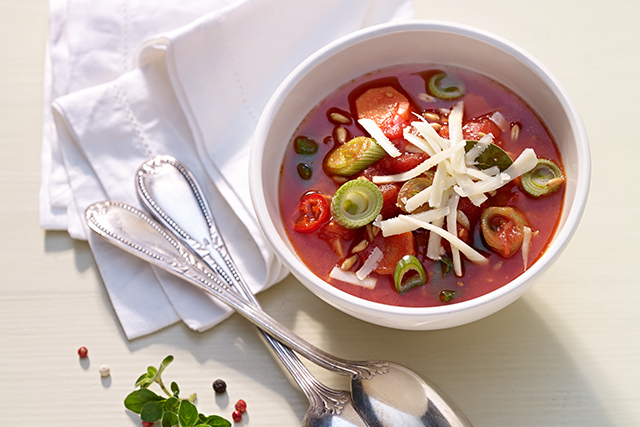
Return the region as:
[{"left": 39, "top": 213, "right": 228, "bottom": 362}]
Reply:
[{"left": 1, "top": 1, "right": 638, "bottom": 425}]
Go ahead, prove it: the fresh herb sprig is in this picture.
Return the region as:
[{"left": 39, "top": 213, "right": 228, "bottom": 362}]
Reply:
[{"left": 124, "top": 355, "right": 230, "bottom": 427}]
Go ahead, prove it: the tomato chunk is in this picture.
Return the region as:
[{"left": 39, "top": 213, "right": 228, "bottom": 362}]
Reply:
[
  {"left": 355, "top": 86, "right": 411, "bottom": 139},
  {"left": 359, "top": 232, "right": 416, "bottom": 275},
  {"left": 294, "top": 194, "right": 330, "bottom": 233}
]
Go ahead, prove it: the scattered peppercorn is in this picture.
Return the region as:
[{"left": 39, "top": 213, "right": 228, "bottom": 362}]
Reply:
[
  {"left": 234, "top": 399, "right": 247, "bottom": 413},
  {"left": 212, "top": 379, "right": 227, "bottom": 393},
  {"left": 232, "top": 410, "right": 242, "bottom": 422},
  {"left": 99, "top": 365, "right": 111, "bottom": 377},
  {"left": 77, "top": 346, "right": 88, "bottom": 358},
  {"left": 142, "top": 421, "right": 154, "bottom": 427}
]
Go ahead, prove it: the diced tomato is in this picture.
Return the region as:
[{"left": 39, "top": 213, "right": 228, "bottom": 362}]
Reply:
[
  {"left": 463, "top": 117, "right": 502, "bottom": 143},
  {"left": 317, "top": 220, "right": 355, "bottom": 257},
  {"left": 438, "top": 117, "right": 503, "bottom": 145},
  {"left": 355, "top": 86, "right": 411, "bottom": 140},
  {"left": 360, "top": 232, "right": 415, "bottom": 275},
  {"left": 377, "top": 183, "right": 402, "bottom": 219},
  {"left": 376, "top": 151, "right": 429, "bottom": 175},
  {"left": 294, "top": 194, "right": 330, "bottom": 233}
]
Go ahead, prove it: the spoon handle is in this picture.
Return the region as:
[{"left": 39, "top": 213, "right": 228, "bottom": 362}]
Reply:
[
  {"left": 134, "top": 156, "right": 353, "bottom": 416},
  {"left": 85, "top": 200, "right": 384, "bottom": 379}
]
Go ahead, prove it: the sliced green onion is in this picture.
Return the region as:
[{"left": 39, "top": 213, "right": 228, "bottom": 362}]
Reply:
[
  {"left": 396, "top": 173, "right": 434, "bottom": 213},
  {"left": 439, "top": 290, "right": 457, "bottom": 303},
  {"left": 439, "top": 256, "right": 454, "bottom": 277},
  {"left": 331, "top": 179, "right": 383, "bottom": 229},
  {"left": 324, "top": 136, "right": 387, "bottom": 176},
  {"left": 481, "top": 206, "right": 528, "bottom": 258},
  {"left": 294, "top": 136, "right": 318, "bottom": 155},
  {"left": 394, "top": 255, "right": 427, "bottom": 294},
  {"left": 464, "top": 140, "right": 513, "bottom": 171},
  {"left": 521, "top": 159, "right": 565, "bottom": 197},
  {"left": 428, "top": 72, "right": 465, "bottom": 100},
  {"left": 297, "top": 163, "right": 312, "bottom": 180}
]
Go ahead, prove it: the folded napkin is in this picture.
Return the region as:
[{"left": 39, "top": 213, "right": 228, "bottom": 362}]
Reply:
[{"left": 41, "top": 0, "right": 415, "bottom": 339}]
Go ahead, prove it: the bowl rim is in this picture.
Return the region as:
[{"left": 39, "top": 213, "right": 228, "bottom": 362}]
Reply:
[{"left": 250, "top": 20, "right": 591, "bottom": 321}]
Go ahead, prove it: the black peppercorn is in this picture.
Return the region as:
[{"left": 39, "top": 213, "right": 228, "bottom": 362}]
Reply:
[{"left": 212, "top": 379, "right": 227, "bottom": 393}]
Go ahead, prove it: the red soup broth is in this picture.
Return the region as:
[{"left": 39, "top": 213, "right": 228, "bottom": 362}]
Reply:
[{"left": 279, "top": 64, "right": 564, "bottom": 308}]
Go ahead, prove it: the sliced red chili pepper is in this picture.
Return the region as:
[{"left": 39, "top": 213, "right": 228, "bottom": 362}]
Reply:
[{"left": 294, "top": 193, "right": 330, "bottom": 233}]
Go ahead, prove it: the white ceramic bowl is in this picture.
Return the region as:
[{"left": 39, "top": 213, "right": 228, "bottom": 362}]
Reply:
[{"left": 249, "top": 21, "right": 590, "bottom": 330}]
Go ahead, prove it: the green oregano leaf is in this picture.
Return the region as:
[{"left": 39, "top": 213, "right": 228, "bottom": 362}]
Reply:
[
  {"left": 199, "top": 415, "right": 232, "bottom": 427},
  {"left": 141, "top": 401, "right": 165, "bottom": 422},
  {"left": 135, "top": 373, "right": 153, "bottom": 388},
  {"left": 124, "top": 391, "right": 144, "bottom": 414},
  {"left": 464, "top": 140, "right": 513, "bottom": 171},
  {"left": 162, "top": 410, "right": 179, "bottom": 427},
  {"left": 178, "top": 399, "right": 200, "bottom": 427},
  {"left": 171, "top": 381, "right": 180, "bottom": 397},
  {"left": 164, "top": 396, "right": 179, "bottom": 412}
]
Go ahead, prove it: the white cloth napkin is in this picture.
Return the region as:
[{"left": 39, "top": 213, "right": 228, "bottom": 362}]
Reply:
[{"left": 41, "top": 0, "right": 415, "bottom": 339}]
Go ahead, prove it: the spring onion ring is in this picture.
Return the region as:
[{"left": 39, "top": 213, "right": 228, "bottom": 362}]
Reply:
[
  {"left": 331, "top": 179, "right": 383, "bottom": 229},
  {"left": 394, "top": 255, "right": 427, "bottom": 294}
]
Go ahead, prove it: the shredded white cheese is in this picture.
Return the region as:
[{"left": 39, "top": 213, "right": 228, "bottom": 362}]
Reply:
[
  {"left": 358, "top": 118, "right": 402, "bottom": 158},
  {"left": 356, "top": 247, "right": 383, "bottom": 280},
  {"left": 403, "top": 127, "right": 436, "bottom": 156},
  {"left": 400, "top": 216, "right": 488, "bottom": 264},
  {"left": 380, "top": 207, "right": 450, "bottom": 237},
  {"left": 329, "top": 266, "right": 377, "bottom": 289},
  {"left": 446, "top": 193, "right": 463, "bottom": 276},
  {"left": 489, "top": 111, "right": 509, "bottom": 132},
  {"left": 522, "top": 226, "right": 532, "bottom": 270}
]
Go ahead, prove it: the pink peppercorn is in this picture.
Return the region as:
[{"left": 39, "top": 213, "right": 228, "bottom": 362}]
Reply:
[
  {"left": 77, "top": 347, "right": 88, "bottom": 358},
  {"left": 234, "top": 399, "right": 247, "bottom": 413},
  {"left": 142, "top": 421, "right": 154, "bottom": 427},
  {"left": 232, "top": 410, "right": 242, "bottom": 422}
]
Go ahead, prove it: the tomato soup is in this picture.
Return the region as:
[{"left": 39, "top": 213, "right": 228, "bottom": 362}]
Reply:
[{"left": 279, "top": 64, "right": 564, "bottom": 307}]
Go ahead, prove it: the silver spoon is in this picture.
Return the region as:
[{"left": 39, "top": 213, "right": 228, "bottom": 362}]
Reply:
[
  {"left": 85, "top": 200, "right": 472, "bottom": 427},
  {"left": 135, "top": 155, "right": 366, "bottom": 427}
]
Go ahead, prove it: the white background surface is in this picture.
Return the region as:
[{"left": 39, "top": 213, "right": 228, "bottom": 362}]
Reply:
[{"left": 1, "top": 0, "right": 639, "bottom": 425}]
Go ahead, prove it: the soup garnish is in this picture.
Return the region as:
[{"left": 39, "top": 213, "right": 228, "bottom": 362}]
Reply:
[{"left": 280, "top": 64, "right": 565, "bottom": 307}]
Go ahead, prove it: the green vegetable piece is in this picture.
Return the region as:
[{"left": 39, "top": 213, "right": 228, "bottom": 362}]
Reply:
[
  {"left": 294, "top": 136, "right": 318, "bottom": 155},
  {"left": 141, "top": 401, "right": 165, "bottom": 422},
  {"left": 124, "top": 389, "right": 164, "bottom": 414},
  {"left": 439, "top": 256, "right": 454, "bottom": 277},
  {"left": 481, "top": 206, "right": 528, "bottom": 258},
  {"left": 394, "top": 255, "right": 427, "bottom": 294},
  {"left": 199, "top": 414, "right": 232, "bottom": 427},
  {"left": 396, "top": 173, "right": 435, "bottom": 213},
  {"left": 428, "top": 71, "right": 465, "bottom": 100},
  {"left": 439, "top": 290, "right": 457, "bottom": 302},
  {"left": 464, "top": 140, "right": 513, "bottom": 171},
  {"left": 331, "top": 179, "right": 383, "bottom": 229},
  {"left": 297, "top": 162, "right": 312, "bottom": 179},
  {"left": 521, "top": 158, "right": 565, "bottom": 197},
  {"left": 163, "top": 410, "right": 179, "bottom": 427},
  {"left": 178, "top": 399, "right": 200, "bottom": 427},
  {"left": 324, "top": 136, "right": 387, "bottom": 176}
]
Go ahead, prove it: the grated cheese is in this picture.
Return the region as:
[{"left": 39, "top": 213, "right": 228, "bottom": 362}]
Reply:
[
  {"left": 400, "top": 215, "right": 488, "bottom": 264},
  {"left": 380, "top": 207, "right": 450, "bottom": 237},
  {"left": 522, "top": 226, "right": 532, "bottom": 270},
  {"left": 329, "top": 266, "right": 377, "bottom": 289},
  {"left": 358, "top": 118, "right": 402, "bottom": 158},
  {"left": 356, "top": 247, "right": 383, "bottom": 280},
  {"left": 446, "top": 192, "right": 463, "bottom": 276}
]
